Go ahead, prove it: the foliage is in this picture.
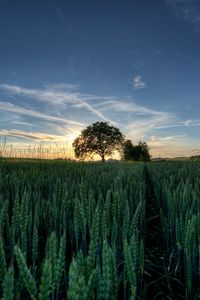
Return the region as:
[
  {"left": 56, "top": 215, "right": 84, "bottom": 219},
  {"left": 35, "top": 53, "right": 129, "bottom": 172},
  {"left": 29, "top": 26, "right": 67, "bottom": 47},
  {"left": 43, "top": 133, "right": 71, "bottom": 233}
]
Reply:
[
  {"left": 72, "top": 122, "right": 124, "bottom": 162},
  {"left": 122, "top": 140, "right": 151, "bottom": 161}
]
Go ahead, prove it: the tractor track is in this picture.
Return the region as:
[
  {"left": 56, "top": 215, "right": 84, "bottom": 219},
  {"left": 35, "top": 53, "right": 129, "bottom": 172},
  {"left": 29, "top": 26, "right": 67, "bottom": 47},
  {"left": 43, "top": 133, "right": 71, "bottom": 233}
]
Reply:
[{"left": 143, "top": 167, "right": 176, "bottom": 300}]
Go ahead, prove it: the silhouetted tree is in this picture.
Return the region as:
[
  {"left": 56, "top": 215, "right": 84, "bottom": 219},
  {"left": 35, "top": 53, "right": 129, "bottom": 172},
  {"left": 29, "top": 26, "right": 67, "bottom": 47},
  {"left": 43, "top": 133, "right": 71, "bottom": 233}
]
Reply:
[
  {"left": 122, "top": 139, "right": 134, "bottom": 160},
  {"left": 122, "top": 140, "right": 151, "bottom": 161},
  {"left": 72, "top": 122, "right": 124, "bottom": 162}
]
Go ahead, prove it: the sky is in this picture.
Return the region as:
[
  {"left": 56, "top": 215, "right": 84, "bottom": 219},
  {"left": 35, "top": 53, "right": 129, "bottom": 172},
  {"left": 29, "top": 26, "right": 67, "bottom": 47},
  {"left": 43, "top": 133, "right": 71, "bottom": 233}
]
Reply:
[{"left": 0, "top": 0, "right": 200, "bottom": 158}]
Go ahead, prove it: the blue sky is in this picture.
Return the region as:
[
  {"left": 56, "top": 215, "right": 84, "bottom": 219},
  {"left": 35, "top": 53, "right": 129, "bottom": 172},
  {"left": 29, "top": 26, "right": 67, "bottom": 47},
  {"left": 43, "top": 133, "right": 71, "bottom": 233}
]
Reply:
[{"left": 0, "top": 0, "right": 200, "bottom": 157}]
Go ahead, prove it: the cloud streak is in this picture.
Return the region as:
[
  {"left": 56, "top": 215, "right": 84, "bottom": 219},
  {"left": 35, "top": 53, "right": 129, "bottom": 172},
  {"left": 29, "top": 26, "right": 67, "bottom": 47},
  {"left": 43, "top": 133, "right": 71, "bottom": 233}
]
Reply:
[
  {"left": 94, "top": 100, "right": 167, "bottom": 116},
  {"left": 0, "top": 129, "right": 65, "bottom": 142},
  {"left": 148, "top": 134, "right": 192, "bottom": 157},
  {"left": 52, "top": 1, "right": 74, "bottom": 36},
  {"left": 165, "top": 0, "right": 200, "bottom": 29},
  {"left": 0, "top": 83, "right": 113, "bottom": 123},
  {"left": 0, "top": 83, "right": 195, "bottom": 140},
  {"left": 0, "top": 82, "right": 199, "bottom": 157},
  {"left": 0, "top": 101, "right": 85, "bottom": 126}
]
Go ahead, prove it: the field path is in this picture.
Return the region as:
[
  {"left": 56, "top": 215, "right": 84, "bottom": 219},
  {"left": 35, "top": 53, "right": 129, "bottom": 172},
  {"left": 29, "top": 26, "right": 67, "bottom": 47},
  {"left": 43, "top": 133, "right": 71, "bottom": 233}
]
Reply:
[{"left": 143, "top": 167, "right": 173, "bottom": 300}]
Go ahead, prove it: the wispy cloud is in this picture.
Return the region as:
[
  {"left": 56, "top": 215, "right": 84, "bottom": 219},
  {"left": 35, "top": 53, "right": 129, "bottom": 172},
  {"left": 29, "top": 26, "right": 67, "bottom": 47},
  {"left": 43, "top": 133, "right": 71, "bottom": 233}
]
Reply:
[
  {"left": 51, "top": 1, "right": 74, "bottom": 36},
  {"left": 133, "top": 75, "right": 146, "bottom": 90},
  {"left": 123, "top": 115, "right": 173, "bottom": 141},
  {"left": 94, "top": 99, "right": 167, "bottom": 117},
  {"left": 165, "top": 0, "right": 200, "bottom": 29},
  {"left": 0, "top": 82, "right": 199, "bottom": 157},
  {"left": 44, "top": 83, "right": 79, "bottom": 91},
  {"left": 93, "top": 99, "right": 180, "bottom": 143},
  {"left": 148, "top": 134, "right": 192, "bottom": 157},
  {"left": 0, "top": 83, "right": 112, "bottom": 123},
  {"left": 12, "top": 121, "right": 40, "bottom": 127},
  {"left": 150, "top": 134, "right": 187, "bottom": 142},
  {"left": 184, "top": 119, "right": 200, "bottom": 126},
  {"left": 0, "top": 129, "right": 65, "bottom": 142},
  {"left": 133, "top": 61, "right": 144, "bottom": 70},
  {"left": 0, "top": 83, "right": 191, "bottom": 141},
  {"left": 0, "top": 101, "right": 84, "bottom": 126},
  {"left": 151, "top": 119, "right": 200, "bottom": 130}
]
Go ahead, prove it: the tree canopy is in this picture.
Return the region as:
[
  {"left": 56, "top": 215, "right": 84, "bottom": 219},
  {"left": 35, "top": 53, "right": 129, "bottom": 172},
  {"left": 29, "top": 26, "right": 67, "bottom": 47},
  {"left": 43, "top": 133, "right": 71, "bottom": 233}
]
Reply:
[
  {"left": 122, "top": 140, "right": 151, "bottom": 161},
  {"left": 72, "top": 122, "right": 125, "bottom": 162}
]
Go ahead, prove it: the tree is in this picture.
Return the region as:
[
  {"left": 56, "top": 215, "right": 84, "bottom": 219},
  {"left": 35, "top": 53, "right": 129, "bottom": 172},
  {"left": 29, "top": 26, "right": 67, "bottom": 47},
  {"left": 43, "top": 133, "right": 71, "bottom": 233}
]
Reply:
[
  {"left": 122, "top": 140, "right": 134, "bottom": 161},
  {"left": 72, "top": 122, "right": 124, "bottom": 162},
  {"left": 122, "top": 140, "right": 151, "bottom": 161}
]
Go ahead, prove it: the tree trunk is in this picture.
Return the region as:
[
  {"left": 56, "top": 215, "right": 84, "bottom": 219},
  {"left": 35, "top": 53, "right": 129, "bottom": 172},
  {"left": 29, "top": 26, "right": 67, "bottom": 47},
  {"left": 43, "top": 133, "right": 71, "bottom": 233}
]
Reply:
[{"left": 101, "top": 155, "right": 105, "bottom": 162}]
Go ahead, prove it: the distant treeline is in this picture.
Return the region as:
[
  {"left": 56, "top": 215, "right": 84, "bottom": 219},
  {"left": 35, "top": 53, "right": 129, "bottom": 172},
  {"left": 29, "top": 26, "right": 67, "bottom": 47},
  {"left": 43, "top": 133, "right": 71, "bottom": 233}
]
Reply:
[{"left": 190, "top": 155, "right": 200, "bottom": 160}]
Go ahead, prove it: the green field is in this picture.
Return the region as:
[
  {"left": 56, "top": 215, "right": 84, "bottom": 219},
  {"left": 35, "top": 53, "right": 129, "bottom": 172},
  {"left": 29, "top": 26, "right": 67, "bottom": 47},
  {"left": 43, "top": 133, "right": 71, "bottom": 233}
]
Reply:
[{"left": 0, "top": 160, "right": 199, "bottom": 299}]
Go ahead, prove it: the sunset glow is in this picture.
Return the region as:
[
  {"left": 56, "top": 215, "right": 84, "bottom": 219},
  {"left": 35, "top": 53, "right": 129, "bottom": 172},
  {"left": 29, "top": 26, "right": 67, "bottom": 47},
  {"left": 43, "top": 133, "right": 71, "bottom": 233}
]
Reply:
[{"left": 0, "top": 1, "right": 200, "bottom": 159}]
